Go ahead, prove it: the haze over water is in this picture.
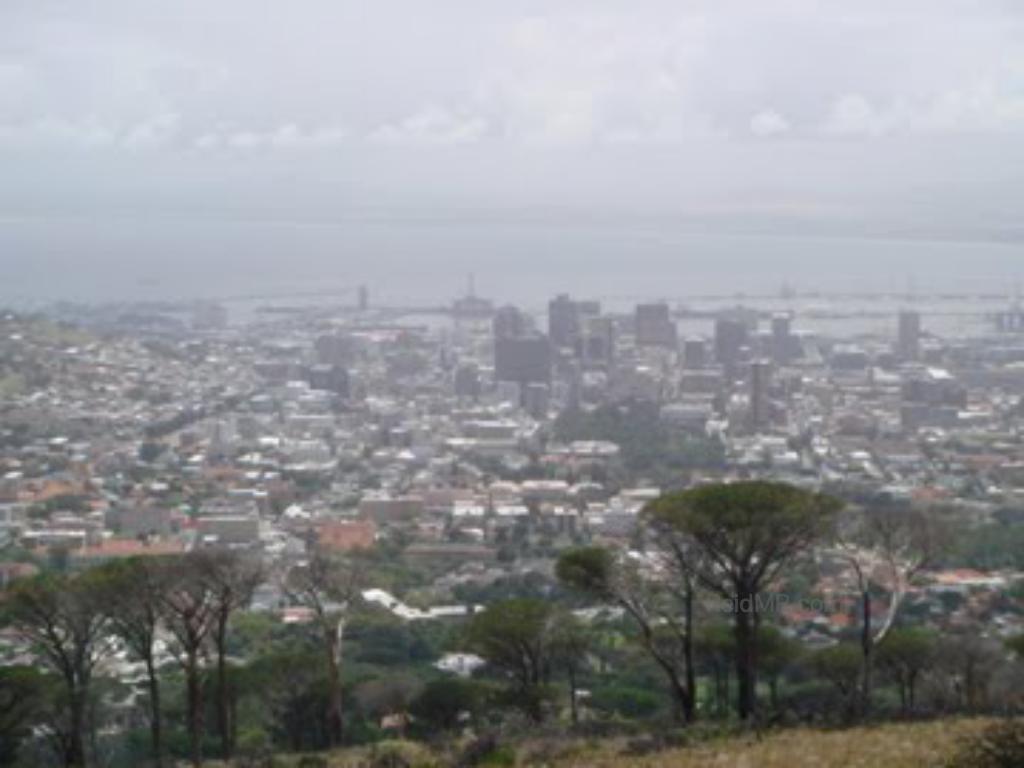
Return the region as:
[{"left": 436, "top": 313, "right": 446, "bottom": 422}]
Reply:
[{"left": 2, "top": 215, "right": 1021, "bottom": 310}]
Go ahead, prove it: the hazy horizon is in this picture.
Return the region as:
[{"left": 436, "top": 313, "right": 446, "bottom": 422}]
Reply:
[{"left": 3, "top": 1, "right": 1024, "bottom": 304}]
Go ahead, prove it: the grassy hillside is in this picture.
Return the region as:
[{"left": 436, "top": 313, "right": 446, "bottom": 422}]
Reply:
[
  {"left": 555, "top": 719, "right": 991, "bottom": 768},
  {"left": 258, "top": 718, "right": 997, "bottom": 768}
]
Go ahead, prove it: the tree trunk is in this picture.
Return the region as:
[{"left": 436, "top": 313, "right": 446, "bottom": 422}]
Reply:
[
  {"left": 186, "top": 650, "right": 203, "bottom": 768},
  {"left": 908, "top": 672, "right": 917, "bottom": 713},
  {"left": 734, "top": 587, "right": 757, "bottom": 721},
  {"left": 666, "top": 671, "right": 692, "bottom": 724},
  {"left": 67, "top": 688, "right": 87, "bottom": 768},
  {"left": 216, "top": 617, "right": 231, "bottom": 760},
  {"left": 860, "top": 589, "right": 873, "bottom": 718},
  {"left": 145, "top": 655, "right": 163, "bottom": 766},
  {"left": 324, "top": 625, "right": 344, "bottom": 746},
  {"left": 683, "top": 582, "right": 696, "bottom": 722},
  {"left": 568, "top": 666, "right": 578, "bottom": 725}
]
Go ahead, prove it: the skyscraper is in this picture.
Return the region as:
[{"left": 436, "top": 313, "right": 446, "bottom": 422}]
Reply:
[
  {"left": 898, "top": 310, "right": 921, "bottom": 361},
  {"left": 579, "top": 315, "right": 615, "bottom": 367},
  {"left": 635, "top": 302, "right": 678, "bottom": 347},
  {"left": 494, "top": 305, "right": 528, "bottom": 340},
  {"left": 749, "top": 360, "right": 772, "bottom": 432},
  {"left": 548, "top": 294, "right": 580, "bottom": 348},
  {"left": 495, "top": 336, "right": 552, "bottom": 384},
  {"left": 715, "top": 317, "right": 749, "bottom": 373},
  {"left": 771, "top": 313, "right": 793, "bottom": 365},
  {"left": 683, "top": 337, "right": 707, "bottom": 369}
]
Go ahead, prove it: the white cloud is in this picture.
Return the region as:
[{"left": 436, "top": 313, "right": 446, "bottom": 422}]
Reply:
[
  {"left": 749, "top": 110, "right": 790, "bottom": 137},
  {"left": 226, "top": 130, "right": 264, "bottom": 150},
  {"left": 821, "top": 94, "right": 893, "bottom": 137},
  {"left": 193, "top": 132, "right": 221, "bottom": 151},
  {"left": 369, "top": 106, "right": 488, "bottom": 146},
  {"left": 122, "top": 112, "right": 180, "bottom": 149}
]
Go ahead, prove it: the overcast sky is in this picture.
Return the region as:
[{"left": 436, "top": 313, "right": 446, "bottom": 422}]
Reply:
[{"left": 2, "top": 1, "right": 1024, "bottom": 293}]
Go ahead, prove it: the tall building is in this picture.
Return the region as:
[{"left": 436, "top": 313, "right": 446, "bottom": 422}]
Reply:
[
  {"left": 522, "top": 382, "right": 551, "bottom": 419},
  {"left": 683, "top": 337, "right": 707, "bottom": 369},
  {"left": 771, "top": 313, "right": 793, "bottom": 365},
  {"left": 308, "top": 364, "right": 350, "bottom": 396},
  {"left": 635, "top": 303, "right": 678, "bottom": 347},
  {"left": 494, "top": 305, "right": 529, "bottom": 340},
  {"left": 749, "top": 360, "right": 772, "bottom": 432},
  {"left": 548, "top": 294, "right": 580, "bottom": 348},
  {"left": 315, "top": 333, "right": 355, "bottom": 366},
  {"left": 898, "top": 310, "right": 921, "bottom": 361},
  {"left": 578, "top": 315, "right": 615, "bottom": 368},
  {"left": 715, "top": 317, "right": 749, "bottom": 372},
  {"left": 495, "top": 335, "right": 552, "bottom": 384},
  {"left": 453, "top": 362, "right": 481, "bottom": 399}
]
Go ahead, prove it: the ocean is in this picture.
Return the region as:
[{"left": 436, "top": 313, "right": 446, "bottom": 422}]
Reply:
[{"left": 1, "top": 214, "right": 1021, "bottom": 334}]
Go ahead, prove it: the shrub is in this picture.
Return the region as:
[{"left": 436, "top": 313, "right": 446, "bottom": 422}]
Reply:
[{"left": 947, "top": 719, "right": 1024, "bottom": 768}]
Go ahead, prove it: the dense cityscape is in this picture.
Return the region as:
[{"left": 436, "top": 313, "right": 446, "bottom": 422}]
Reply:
[
  {"left": 5, "top": 1, "right": 1024, "bottom": 765},
  {"left": 2, "top": 286, "right": 1024, "bottom": 766}
]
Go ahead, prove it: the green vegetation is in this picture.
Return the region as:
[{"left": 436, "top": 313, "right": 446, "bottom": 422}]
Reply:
[
  {"left": 1, "top": 482, "right": 1020, "bottom": 767},
  {"left": 553, "top": 399, "right": 725, "bottom": 480},
  {"left": 944, "top": 520, "right": 1024, "bottom": 570}
]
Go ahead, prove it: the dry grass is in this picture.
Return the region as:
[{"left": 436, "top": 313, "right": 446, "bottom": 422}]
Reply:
[
  {"left": 263, "top": 718, "right": 995, "bottom": 768},
  {"left": 555, "top": 719, "right": 994, "bottom": 768}
]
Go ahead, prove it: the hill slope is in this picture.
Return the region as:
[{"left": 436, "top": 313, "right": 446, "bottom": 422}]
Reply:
[{"left": 267, "top": 718, "right": 995, "bottom": 767}]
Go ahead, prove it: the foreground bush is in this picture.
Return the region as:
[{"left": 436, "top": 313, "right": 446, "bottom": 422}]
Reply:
[{"left": 947, "top": 720, "right": 1024, "bottom": 768}]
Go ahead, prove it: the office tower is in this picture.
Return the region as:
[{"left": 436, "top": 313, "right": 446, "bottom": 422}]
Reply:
[
  {"left": 308, "top": 364, "right": 350, "bottom": 396},
  {"left": 315, "top": 333, "right": 355, "bottom": 366},
  {"left": 683, "top": 338, "right": 707, "bottom": 369},
  {"left": 548, "top": 294, "right": 581, "bottom": 348},
  {"left": 715, "top": 317, "right": 749, "bottom": 372},
  {"left": 579, "top": 315, "right": 615, "bottom": 367},
  {"left": 495, "top": 335, "right": 552, "bottom": 384},
  {"left": 522, "top": 382, "right": 551, "bottom": 419},
  {"left": 749, "top": 360, "right": 772, "bottom": 432},
  {"left": 358, "top": 285, "right": 369, "bottom": 311},
  {"left": 493, "top": 305, "right": 528, "bottom": 340},
  {"left": 453, "top": 362, "right": 481, "bottom": 399},
  {"left": 771, "top": 313, "right": 793, "bottom": 364},
  {"left": 635, "top": 302, "right": 678, "bottom": 347},
  {"left": 898, "top": 310, "right": 921, "bottom": 361}
]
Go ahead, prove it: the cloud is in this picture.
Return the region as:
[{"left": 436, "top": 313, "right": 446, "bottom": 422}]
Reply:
[
  {"left": 3, "top": 1, "right": 1024, "bottom": 152},
  {"left": 191, "top": 123, "right": 347, "bottom": 151},
  {"left": 749, "top": 110, "right": 790, "bottom": 137},
  {"left": 122, "top": 112, "right": 180, "bottom": 149},
  {"left": 822, "top": 94, "right": 892, "bottom": 137},
  {"left": 369, "top": 106, "right": 488, "bottom": 146}
]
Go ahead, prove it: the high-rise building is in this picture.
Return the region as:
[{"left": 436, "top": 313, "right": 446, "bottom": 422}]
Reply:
[
  {"left": 715, "top": 317, "right": 749, "bottom": 372},
  {"left": 898, "top": 310, "right": 921, "bottom": 361},
  {"left": 308, "top": 364, "right": 350, "bottom": 396},
  {"left": 635, "top": 302, "right": 678, "bottom": 347},
  {"left": 771, "top": 313, "right": 793, "bottom": 364},
  {"left": 453, "top": 362, "right": 481, "bottom": 399},
  {"left": 749, "top": 360, "right": 772, "bottom": 432},
  {"left": 683, "top": 338, "right": 707, "bottom": 369},
  {"left": 495, "top": 335, "right": 552, "bottom": 384},
  {"left": 315, "top": 334, "right": 357, "bottom": 366},
  {"left": 522, "top": 382, "right": 551, "bottom": 419},
  {"left": 579, "top": 316, "right": 615, "bottom": 367},
  {"left": 494, "top": 305, "right": 528, "bottom": 340},
  {"left": 548, "top": 294, "right": 581, "bottom": 348}
]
